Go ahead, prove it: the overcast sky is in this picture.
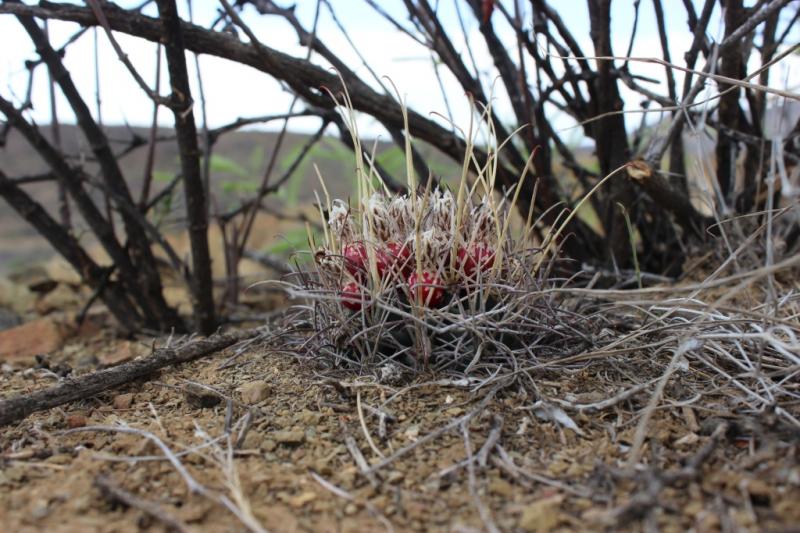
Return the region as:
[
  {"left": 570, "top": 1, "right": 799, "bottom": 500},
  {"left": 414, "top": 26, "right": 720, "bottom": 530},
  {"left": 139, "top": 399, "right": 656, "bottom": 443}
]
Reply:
[{"left": 1, "top": 1, "right": 798, "bottom": 139}]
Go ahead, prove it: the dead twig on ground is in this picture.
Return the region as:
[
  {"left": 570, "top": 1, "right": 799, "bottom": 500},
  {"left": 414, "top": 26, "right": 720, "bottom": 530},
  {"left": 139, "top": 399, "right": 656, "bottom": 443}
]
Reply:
[
  {"left": 94, "top": 474, "right": 190, "bottom": 532},
  {"left": 0, "top": 327, "right": 264, "bottom": 427}
]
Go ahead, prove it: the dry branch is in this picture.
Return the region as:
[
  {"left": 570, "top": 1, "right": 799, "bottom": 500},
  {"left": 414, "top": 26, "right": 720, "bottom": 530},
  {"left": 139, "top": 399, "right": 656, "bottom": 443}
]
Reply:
[
  {"left": 156, "top": 0, "right": 216, "bottom": 335},
  {"left": 0, "top": 170, "right": 142, "bottom": 328},
  {"left": 0, "top": 0, "right": 599, "bottom": 263},
  {"left": 16, "top": 13, "right": 181, "bottom": 332},
  {"left": 0, "top": 327, "right": 263, "bottom": 427}
]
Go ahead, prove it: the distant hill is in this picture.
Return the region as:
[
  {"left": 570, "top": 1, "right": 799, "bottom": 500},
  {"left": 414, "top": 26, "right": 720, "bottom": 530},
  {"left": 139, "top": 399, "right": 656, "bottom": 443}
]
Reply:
[{"left": 0, "top": 124, "right": 460, "bottom": 273}]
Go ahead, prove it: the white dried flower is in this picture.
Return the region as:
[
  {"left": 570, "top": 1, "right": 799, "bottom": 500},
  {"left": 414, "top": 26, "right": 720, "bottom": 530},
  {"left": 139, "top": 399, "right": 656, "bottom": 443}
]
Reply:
[
  {"left": 418, "top": 228, "right": 449, "bottom": 267},
  {"left": 328, "top": 200, "right": 355, "bottom": 243},
  {"left": 389, "top": 195, "right": 413, "bottom": 239},
  {"left": 470, "top": 198, "right": 495, "bottom": 242},
  {"left": 431, "top": 189, "right": 455, "bottom": 234},
  {"left": 363, "top": 193, "right": 392, "bottom": 241}
]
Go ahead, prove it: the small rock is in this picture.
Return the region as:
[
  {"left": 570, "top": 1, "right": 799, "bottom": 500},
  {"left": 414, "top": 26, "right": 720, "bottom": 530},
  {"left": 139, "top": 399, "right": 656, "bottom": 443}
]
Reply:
[
  {"left": 239, "top": 380, "right": 269, "bottom": 405},
  {"left": 489, "top": 478, "right": 515, "bottom": 497},
  {"left": 386, "top": 471, "right": 405, "bottom": 484},
  {"left": 163, "top": 286, "right": 193, "bottom": 316},
  {"left": 70, "top": 494, "right": 92, "bottom": 513},
  {"left": 674, "top": 432, "right": 700, "bottom": 447},
  {"left": 240, "top": 432, "right": 262, "bottom": 450},
  {"left": 288, "top": 491, "right": 316, "bottom": 508},
  {"left": 113, "top": 393, "right": 134, "bottom": 410},
  {"left": 66, "top": 414, "right": 87, "bottom": 428},
  {"left": 272, "top": 430, "right": 305, "bottom": 445},
  {"left": 1, "top": 466, "right": 25, "bottom": 484},
  {"left": 47, "top": 454, "right": 73, "bottom": 465},
  {"left": 299, "top": 410, "right": 322, "bottom": 425},
  {"left": 745, "top": 478, "right": 771, "bottom": 499},
  {"left": 30, "top": 500, "right": 50, "bottom": 520},
  {"left": 0, "top": 317, "right": 67, "bottom": 362},
  {"left": 183, "top": 383, "right": 222, "bottom": 409},
  {"left": 101, "top": 341, "right": 145, "bottom": 367},
  {"left": 404, "top": 425, "right": 420, "bottom": 441},
  {"left": 0, "top": 276, "right": 36, "bottom": 314},
  {"left": 44, "top": 257, "right": 82, "bottom": 285},
  {"left": 8, "top": 265, "right": 55, "bottom": 293},
  {"left": 344, "top": 503, "right": 358, "bottom": 516},
  {"left": 35, "top": 284, "right": 80, "bottom": 315},
  {"left": 262, "top": 439, "right": 277, "bottom": 452},
  {"left": 519, "top": 495, "right": 565, "bottom": 532}
]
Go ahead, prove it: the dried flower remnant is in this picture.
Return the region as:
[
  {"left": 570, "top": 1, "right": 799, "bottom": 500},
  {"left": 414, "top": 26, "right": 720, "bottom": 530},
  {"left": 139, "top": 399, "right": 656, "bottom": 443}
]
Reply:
[
  {"left": 364, "top": 193, "right": 393, "bottom": 241},
  {"left": 328, "top": 200, "right": 355, "bottom": 244}
]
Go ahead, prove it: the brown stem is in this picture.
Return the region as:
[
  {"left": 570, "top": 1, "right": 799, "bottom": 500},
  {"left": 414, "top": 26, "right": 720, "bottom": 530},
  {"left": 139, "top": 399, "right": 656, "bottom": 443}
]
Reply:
[
  {"left": 155, "top": 0, "right": 216, "bottom": 335},
  {"left": 44, "top": 19, "right": 71, "bottom": 230},
  {"left": 0, "top": 93, "right": 158, "bottom": 327},
  {"left": 587, "top": 0, "right": 638, "bottom": 264},
  {"left": 652, "top": 0, "right": 686, "bottom": 188},
  {"left": 139, "top": 42, "right": 162, "bottom": 209},
  {"left": 716, "top": 0, "right": 747, "bottom": 204},
  {"left": 16, "top": 13, "right": 181, "bottom": 331}
]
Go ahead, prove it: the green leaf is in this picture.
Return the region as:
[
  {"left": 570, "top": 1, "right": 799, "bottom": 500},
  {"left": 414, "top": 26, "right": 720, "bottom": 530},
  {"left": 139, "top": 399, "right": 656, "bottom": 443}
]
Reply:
[
  {"left": 210, "top": 154, "right": 249, "bottom": 178},
  {"left": 153, "top": 170, "right": 174, "bottom": 183},
  {"left": 376, "top": 146, "right": 407, "bottom": 177},
  {"left": 221, "top": 180, "right": 259, "bottom": 194},
  {"left": 248, "top": 146, "right": 265, "bottom": 173}
]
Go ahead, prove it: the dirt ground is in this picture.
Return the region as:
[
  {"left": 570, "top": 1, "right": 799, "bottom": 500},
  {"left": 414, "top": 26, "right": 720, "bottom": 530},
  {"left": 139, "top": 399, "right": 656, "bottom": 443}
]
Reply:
[{"left": 1, "top": 303, "right": 799, "bottom": 533}]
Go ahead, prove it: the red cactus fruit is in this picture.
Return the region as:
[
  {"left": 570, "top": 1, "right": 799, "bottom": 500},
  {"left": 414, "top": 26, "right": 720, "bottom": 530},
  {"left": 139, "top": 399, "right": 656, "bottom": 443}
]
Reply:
[
  {"left": 408, "top": 271, "right": 444, "bottom": 307},
  {"left": 343, "top": 242, "right": 368, "bottom": 278},
  {"left": 340, "top": 281, "right": 367, "bottom": 311},
  {"left": 457, "top": 242, "right": 495, "bottom": 279},
  {"left": 377, "top": 241, "right": 413, "bottom": 279}
]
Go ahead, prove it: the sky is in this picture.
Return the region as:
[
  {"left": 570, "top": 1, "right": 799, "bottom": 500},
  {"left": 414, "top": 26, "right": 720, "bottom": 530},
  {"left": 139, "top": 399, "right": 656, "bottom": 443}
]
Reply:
[{"left": 1, "top": 1, "right": 798, "bottom": 140}]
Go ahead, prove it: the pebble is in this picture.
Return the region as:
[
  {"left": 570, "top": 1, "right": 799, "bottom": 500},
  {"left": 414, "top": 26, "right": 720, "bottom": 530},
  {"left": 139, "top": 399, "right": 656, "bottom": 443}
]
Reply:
[
  {"left": 519, "top": 495, "right": 564, "bottom": 532},
  {"left": 70, "top": 494, "right": 92, "bottom": 513},
  {"left": 47, "top": 454, "right": 73, "bottom": 465},
  {"left": 489, "top": 478, "right": 515, "bottom": 497},
  {"left": 288, "top": 491, "right": 316, "bottom": 508},
  {"left": 113, "top": 393, "right": 134, "bottom": 410},
  {"left": 273, "top": 430, "right": 305, "bottom": 444},
  {"left": 387, "top": 471, "right": 405, "bottom": 484},
  {"left": 2, "top": 466, "right": 25, "bottom": 484},
  {"left": 30, "top": 500, "right": 50, "bottom": 520},
  {"left": 66, "top": 414, "right": 87, "bottom": 428},
  {"left": 241, "top": 432, "right": 261, "bottom": 450},
  {"left": 239, "top": 380, "right": 269, "bottom": 405},
  {"left": 183, "top": 383, "right": 222, "bottom": 409}
]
